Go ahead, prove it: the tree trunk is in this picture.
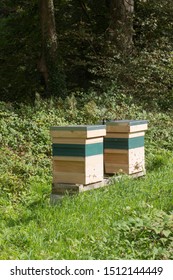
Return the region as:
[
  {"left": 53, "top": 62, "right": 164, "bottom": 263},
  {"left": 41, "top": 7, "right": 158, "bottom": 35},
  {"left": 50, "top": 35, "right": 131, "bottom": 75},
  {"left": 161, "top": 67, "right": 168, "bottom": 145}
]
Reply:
[
  {"left": 107, "top": 0, "right": 134, "bottom": 54},
  {"left": 38, "top": 0, "right": 58, "bottom": 91}
]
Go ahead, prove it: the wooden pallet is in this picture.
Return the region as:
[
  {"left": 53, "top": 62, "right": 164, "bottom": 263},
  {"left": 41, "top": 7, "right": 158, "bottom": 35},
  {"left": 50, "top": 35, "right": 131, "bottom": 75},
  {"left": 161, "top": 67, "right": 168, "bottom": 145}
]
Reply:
[
  {"left": 50, "top": 178, "right": 110, "bottom": 202},
  {"left": 50, "top": 171, "right": 146, "bottom": 202}
]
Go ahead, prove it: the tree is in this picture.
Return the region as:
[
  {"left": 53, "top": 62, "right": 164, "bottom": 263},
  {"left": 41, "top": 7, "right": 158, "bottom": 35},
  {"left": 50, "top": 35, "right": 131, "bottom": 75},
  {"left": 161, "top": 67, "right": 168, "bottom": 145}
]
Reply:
[
  {"left": 106, "top": 0, "right": 134, "bottom": 54},
  {"left": 0, "top": 1, "right": 42, "bottom": 102},
  {"left": 38, "top": 0, "right": 58, "bottom": 94}
]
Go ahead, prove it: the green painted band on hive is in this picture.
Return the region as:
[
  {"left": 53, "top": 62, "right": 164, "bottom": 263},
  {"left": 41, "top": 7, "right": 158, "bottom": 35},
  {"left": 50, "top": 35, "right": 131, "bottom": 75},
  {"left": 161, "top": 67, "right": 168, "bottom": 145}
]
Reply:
[
  {"left": 104, "top": 136, "right": 144, "bottom": 150},
  {"left": 52, "top": 142, "right": 103, "bottom": 157}
]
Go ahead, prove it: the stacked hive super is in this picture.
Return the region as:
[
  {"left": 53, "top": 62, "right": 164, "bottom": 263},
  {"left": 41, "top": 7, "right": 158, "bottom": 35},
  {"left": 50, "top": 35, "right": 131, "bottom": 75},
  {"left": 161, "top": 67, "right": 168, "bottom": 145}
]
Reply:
[
  {"left": 104, "top": 120, "right": 148, "bottom": 176},
  {"left": 50, "top": 125, "right": 106, "bottom": 197}
]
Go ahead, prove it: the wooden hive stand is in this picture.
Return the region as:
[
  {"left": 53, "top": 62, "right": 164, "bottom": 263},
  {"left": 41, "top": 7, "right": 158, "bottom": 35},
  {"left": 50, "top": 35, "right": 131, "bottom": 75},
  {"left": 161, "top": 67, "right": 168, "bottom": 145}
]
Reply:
[
  {"left": 104, "top": 120, "right": 148, "bottom": 176},
  {"left": 50, "top": 125, "right": 106, "bottom": 200}
]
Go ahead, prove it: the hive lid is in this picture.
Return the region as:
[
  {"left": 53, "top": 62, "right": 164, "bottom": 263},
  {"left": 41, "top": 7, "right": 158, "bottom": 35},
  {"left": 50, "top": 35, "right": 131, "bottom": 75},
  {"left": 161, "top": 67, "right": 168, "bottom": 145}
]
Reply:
[
  {"left": 50, "top": 125, "right": 106, "bottom": 131},
  {"left": 106, "top": 120, "right": 148, "bottom": 126},
  {"left": 106, "top": 120, "right": 148, "bottom": 133},
  {"left": 50, "top": 125, "right": 106, "bottom": 138}
]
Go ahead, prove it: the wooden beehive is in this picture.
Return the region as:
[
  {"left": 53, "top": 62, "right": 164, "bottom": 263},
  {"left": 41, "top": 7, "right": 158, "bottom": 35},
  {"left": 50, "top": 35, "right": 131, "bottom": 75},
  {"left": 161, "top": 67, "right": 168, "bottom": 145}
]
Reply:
[
  {"left": 50, "top": 125, "right": 106, "bottom": 194},
  {"left": 104, "top": 120, "right": 148, "bottom": 176}
]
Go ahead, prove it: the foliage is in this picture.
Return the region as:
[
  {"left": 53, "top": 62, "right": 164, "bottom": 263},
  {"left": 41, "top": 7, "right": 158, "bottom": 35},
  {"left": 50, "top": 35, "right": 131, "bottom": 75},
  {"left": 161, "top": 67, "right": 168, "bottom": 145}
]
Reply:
[
  {"left": 1, "top": 0, "right": 173, "bottom": 258},
  {"left": 0, "top": 100, "right": 66, "bottom": 202},
  {"left": 134, "top": 0, "right": 173, "bottom": 50},
  {"left": 0, "top": 1, "right": 41, "bottom": 102},
  {"left": 1, "top": 0, "right": 173, "bottom": 107},
  {"left": 89, "top": 49, "right": 173, "bottom": 111}
]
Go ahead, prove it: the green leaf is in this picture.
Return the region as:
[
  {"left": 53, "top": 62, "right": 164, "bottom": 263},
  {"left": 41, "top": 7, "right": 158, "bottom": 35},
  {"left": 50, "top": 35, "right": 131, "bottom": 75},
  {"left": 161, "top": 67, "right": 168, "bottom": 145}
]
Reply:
[{"left": 161, "top": 230, "right": 172, "bottom": 238}]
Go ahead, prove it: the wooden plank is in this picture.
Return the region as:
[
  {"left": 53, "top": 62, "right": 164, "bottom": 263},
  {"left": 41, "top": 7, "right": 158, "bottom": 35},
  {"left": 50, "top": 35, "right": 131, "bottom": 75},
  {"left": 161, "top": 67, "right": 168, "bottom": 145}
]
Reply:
[
  {"left": 53, "top": 160, "right": 85, "bottom": 173},
  {"left": 86, "top": 129, "right": 106, "bottom": 138},
  {"left": 105, "top": 131, "right": 145, "bottom": 138},
  {"left": 131, "top": 171, "right": 146, "bottom": 177},
  {"left": 105, "top": 146, "right": 145, "bottom": 175},
  {"left": 129, "top": 132, "right": 145, "bottom": 138},
  {"left": 50, "top": 172, "right": 146, "bottom": 202},
  {"left": 53, "top": 155, "right": 104, "bottom": 184},
  {"left": 50, "top": 130, "right": 87, "bottom": 138},
  {"left": 105, "top": 163, "right": 129, "bottom": 174},
  {"left": 130, "top": 123, "right": 148, "bottom": 133},
  {"left": 128, "top": 147, "right": 145, "bottom": 174},
  {"left": 50, "top": 126, "right": 106, "bottom": 139},
  {"left": 52, "top": 138, "right": 86, "bottom": 144},
  {"left": 85, "top": 154, "right": 103, "bottom": 164},
  {"left": 53, "top": 172, "right": 86, "bottom": 184},
  {"left": 52, "top": 155, "right": 104, "bottom": 185},
  {"left": 51, "top": 179, "right": 109, "bottom": 196},
  {"left": 79, "top": 178, "right": 109, "bottom": 192},
  {"left": 53, "top": 170, "right": 104, "bottom": 185},
  {"left": 85, "top": 154, "right": 104, "bottom": 184},
  {"left": 104, "top": 153, "right": 128, "bottom": 164},
  {"left": 53, "top": 156, "right": 85, "bottom": 162},
  {"left": 52, "top": 137, "right": 104, "bottom": 145},
  {"left": 52, "top": 184, "right": 80, "bottom": 195},
  {"left": 106, "top": 125, "right": 130, "bottom": 133},
  {"left": 85, "top": 137, "right": 104, "bottom": 144},
  {"left": 106, "top": 123, "right": 148, "bottom": 133},
  {"left": 104, "top": 149, "right": 128, "bottom": 154}
]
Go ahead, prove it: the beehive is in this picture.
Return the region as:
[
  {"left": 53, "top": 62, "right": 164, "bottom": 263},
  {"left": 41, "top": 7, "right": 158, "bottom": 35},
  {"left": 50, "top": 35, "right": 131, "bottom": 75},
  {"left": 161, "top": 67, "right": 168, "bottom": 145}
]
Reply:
[
  {"left": 104, "top": 120, "right": 148, "bottom": 176},
  {"left": 50, "top": 125, "right": 106, "bottom": 192}
]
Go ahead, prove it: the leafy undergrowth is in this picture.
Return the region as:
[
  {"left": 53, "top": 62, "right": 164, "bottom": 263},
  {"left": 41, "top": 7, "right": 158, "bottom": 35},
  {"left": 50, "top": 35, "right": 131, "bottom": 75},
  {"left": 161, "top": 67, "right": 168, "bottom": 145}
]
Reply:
[{"left": 0, "top": 98, "right": 173, "bottom": 259}]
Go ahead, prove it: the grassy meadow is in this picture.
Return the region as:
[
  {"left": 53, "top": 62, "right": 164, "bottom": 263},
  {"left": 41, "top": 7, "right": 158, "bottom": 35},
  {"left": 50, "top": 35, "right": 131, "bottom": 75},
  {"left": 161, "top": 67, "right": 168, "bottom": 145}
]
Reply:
[{"left": 0, "top": 96, "right": 173, "bottom": 260}]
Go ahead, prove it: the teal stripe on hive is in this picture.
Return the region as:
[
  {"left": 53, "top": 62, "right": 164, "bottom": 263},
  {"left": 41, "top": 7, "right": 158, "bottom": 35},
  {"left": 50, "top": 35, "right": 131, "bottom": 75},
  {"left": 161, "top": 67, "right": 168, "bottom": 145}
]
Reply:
[
  {"left": 129, "top": 136, "right": 144, "bottom": 149},
  {"left": 52, "top": 142, "right": 103, "bottom": 157},
  {"left": 104, "top": 136, "right": 144, "bottom": 150},
  {"left": 104, "top": 138, "right": 128, "bottom": 149},
  {"left": 86, "top": 142, "right": 103, "bottom": 156},
  {"left": 52, "top": 144, "right": 85, "bottom": 157}
]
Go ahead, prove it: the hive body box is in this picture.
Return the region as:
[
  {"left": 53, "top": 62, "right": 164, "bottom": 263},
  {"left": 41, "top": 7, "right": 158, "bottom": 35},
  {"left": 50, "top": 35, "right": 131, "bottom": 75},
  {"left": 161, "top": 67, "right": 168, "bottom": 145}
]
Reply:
[
  {"left": 104, "top": 120, "right": 148, "bottom": 176},
  {"left": 50, "top": 125, "right": 106, "bottom": 195}
]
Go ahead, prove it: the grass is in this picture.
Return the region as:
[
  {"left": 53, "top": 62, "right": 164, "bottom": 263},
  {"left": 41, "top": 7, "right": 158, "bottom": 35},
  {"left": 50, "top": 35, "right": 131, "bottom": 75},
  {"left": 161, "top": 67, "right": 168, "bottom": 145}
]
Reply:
[
  {"left": 0, "top": 160, "right": 173, "bottom": 260},
  {"left": 0, "top": 98, "right": 173, "bottom": 260}
]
